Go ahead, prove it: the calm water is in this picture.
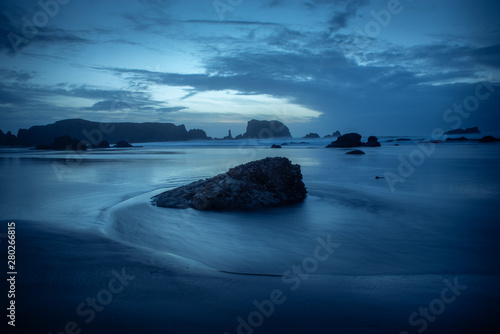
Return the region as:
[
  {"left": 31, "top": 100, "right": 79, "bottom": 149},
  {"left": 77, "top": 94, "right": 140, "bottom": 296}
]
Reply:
[{"left": 1, "top": 139, "right": 500, "bottom": 277}]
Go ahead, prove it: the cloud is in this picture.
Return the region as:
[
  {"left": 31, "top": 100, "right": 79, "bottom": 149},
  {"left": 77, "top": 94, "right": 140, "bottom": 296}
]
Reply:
[
  {"left": 0, "top": 77, "right": 184, "bottom": 123},
  {"left": 328, "top": 0, "right": 370, "bottom": 34},
  {"left": 0, "top": 68, "right": 37, "bottom": 81},
  {"left": 184, "top": 19, "right": 280, "bottom": 26},
  {"left": 2, "top": 0, "right": 499, "bottom": 135},
  {"left": 84, "top": 100, "right": 135, "bottom": 111},
  {"left": 0, "top": 1, "right": 94, "bottom": 55},
  {"left": 156, "top": 106, "right": 187, "bottom": 113},
  {"left": 84, "top": 100, "right": 186, "bottom": 113},
  {"left": 90, "top": 22, "right": 500, "bottom": 133},
  {"left": 266, "top": 0, "right": 286, "bottom": 8}
]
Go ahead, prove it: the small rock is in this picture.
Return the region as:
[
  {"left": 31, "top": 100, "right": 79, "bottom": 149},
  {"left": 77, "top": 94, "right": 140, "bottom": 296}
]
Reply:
[
  {"left": 363, "top": 136, "right": 381, "bottom": 147},
  {"left": 326, "top": 133, "right": 362, "bottom": 148},
  {"left": 445, "top": 127, "right": 480, "bottom": 135},
  {"left": 114, "top": 140, "right": 133, "bottom": 148},
  {"left": 346, "top": 150, "right": 365, "bottom": 155},
  {"left": 445, "top": 137, "right": 468, "bottom": 142},
  {"left": 478, "top": 136, "right": 500, "bottom": 143},
  {"left": 92, "top": 140, "right": 110, "bottom": 148}
]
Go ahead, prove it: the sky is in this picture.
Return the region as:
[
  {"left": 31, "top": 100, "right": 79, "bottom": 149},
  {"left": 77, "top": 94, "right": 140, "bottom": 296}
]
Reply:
[{"left": 1, "top": 0, "right": 499, "bottom": 138}]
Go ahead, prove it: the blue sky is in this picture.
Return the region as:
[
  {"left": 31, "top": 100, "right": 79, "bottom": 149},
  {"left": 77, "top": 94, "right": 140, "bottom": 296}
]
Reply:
[{"left": 1, "top": 0, "right": 499, "bottom": 137}]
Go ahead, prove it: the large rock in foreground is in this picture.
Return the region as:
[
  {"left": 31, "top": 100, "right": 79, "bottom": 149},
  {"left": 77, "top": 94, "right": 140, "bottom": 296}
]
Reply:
[{"left": 152, "top": 157, "right": 307, "bottom": 211}]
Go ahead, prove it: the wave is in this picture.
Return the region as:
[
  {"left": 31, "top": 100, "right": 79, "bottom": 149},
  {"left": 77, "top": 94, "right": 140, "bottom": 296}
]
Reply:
[
  {"left": 101, "top": 182, "right": 429, "bottom": 276},
  {"left": 102, "top": 177, "right": 500, "bottom": 277}
]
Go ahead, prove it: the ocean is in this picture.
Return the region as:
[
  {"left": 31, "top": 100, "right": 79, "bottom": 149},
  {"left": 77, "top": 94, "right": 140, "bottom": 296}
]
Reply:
[{"left": 1, "top": 137, "right": 500, "bottom": 333}]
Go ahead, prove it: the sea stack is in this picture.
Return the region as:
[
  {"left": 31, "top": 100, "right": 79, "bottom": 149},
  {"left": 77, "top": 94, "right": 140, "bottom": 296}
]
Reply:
[
  {"left": 235, "top": 120, "right": 292, "bottom": 139},
  {"left": 326, "top": 133, "right": 362, "bottom": 148},
  {"left": 152, "top": 157, "right": 307, "bottom": 211}
]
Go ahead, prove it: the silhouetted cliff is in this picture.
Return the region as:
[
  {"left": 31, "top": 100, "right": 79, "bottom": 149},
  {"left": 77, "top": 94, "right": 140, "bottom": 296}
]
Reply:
[
  {"left": 15, "top": 119, "right": 209, "bottom": 146},
  {"left": 0, "top": 130, "right": 19, "bottom": 146}
]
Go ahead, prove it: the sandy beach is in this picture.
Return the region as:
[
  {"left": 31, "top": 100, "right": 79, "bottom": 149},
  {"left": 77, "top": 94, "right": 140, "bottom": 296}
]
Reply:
[{"left": 2, "top": 141, "right": 499, "bottom": 333}]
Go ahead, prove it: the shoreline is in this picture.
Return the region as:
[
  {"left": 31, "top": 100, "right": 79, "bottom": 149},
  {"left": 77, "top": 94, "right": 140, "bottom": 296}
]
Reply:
[
  {"left": 2, "top": 143, "right": 500, "bottom": 333},
  {"left": 7, "top": 219, "right": 500, "bottom": 334}
]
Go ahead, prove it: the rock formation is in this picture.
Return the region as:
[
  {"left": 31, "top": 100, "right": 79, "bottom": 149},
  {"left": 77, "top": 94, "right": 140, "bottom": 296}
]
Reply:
[
  {"left": 223, "top": 129, "right": 233, "bottom": 140},
  {"left": 324, "top": 131, "right": 341, "bottom": 138},
  {"left": 346, "top": 150, "right": 365, "bottom": 155},
  {"left": 327, "top": 133, "right": 382, "bottom": 148},
  {"left": 152, "top": 157, "right": 307, "bottom": 211},
  {"left": 303, "top": 133, "right": 320, "bottom": 139},
  {"left": 237, "top": 120, "right": 292, "bottom": 139},
  {"left": 326, "top": 133, "right": 362, "bottom": 148},
  {"left": 16, "top": 118, "right": 209, "bottom": 147},
  {"left": 363, "top": 136, "right": 381, "bottom": 147},
  {"left": 445, "top": 137, "right": 469, "bottom": 142},
  {"left": 35, "top": 135, "right": 87, "bottom": 151},
  {"left": 114, "top": 141, "right": 133, "bottom": 148},
  {"left": 445, "top": 127, "right": 480, "bottom": 135},
  {"left": 478, "top": 136, "right": 500, "bottom": 143},
  {"left": 0, "top": 130, "right": 19, "bottom": 146},
  {"left": 92, "top": 140, "right": 110, "bottom": 148}
]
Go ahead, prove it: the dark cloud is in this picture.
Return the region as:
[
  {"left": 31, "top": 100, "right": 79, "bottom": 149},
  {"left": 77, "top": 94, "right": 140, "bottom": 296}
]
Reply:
[
  {"left": 156, "top": 106, "right": 187, "bottom": 113},
  {"left": 0, "top": 79, "right": 180, "bottom": 122},
  {"left": 84, "top": 100, "right": 136, "bottom": 112},
  {"left": 1, "top": 0, "right": 499, "bottom": 135},
  {"left": 0, "top": 68, "right": 37, "bottom": 81},
  {"left": 266, "top": 0, "right": 286, "bottom": 8},
  {"left": 328, "top": 0, "right": 370, "bottom": 34},
  {"left": 92, "top": 25, "right": 500, "bottom": 133},
  {"left": 183, "top": 19, "right": 280, "bottom": 26},
  {"left": 0, "top": 1, "right": 93, "bottom": 55},
  {"left": 84, "top": 99, "right": 186, "bottom": 113}
]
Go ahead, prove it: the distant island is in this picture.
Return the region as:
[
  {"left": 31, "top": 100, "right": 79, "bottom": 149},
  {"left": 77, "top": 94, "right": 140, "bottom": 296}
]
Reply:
[
  {"left": 303, "top": 133, "right": 320, "bottom": 139},
  {"left": 1, "top": 119, "right": 209, "bottom": 147},
  {"left": 444, "top": 127, "right": 480, "bottom": 135},
  {"left": 1, "top": 118, "right": 299, "bottom": 147}
]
